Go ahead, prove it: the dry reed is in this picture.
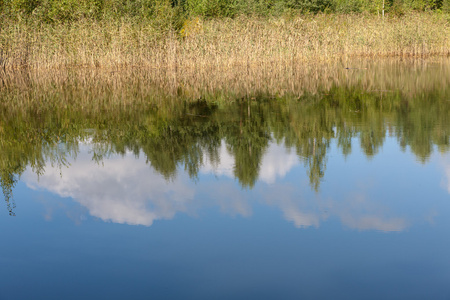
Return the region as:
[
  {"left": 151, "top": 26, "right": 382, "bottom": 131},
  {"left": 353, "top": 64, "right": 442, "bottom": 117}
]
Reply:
[{"left": 0, "top": 13, "right": 448, "bottom": 72}]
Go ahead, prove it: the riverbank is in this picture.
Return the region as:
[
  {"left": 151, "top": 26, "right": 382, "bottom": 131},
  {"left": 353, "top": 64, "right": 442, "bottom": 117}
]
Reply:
[{"left": 0, "top": 13, "right": 449, "bottom": 71}]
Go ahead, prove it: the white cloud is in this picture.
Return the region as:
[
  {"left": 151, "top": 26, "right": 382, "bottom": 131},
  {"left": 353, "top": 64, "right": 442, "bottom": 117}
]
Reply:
[
  {"left": 261, "top": 185, "right": 408, "bottom": 232},
  {"left": 334, "top": 193, "right": 408, "bottom": 232},
  {"left": 261, "top": 183, "right": 323, "bottom": 228},
  {"left": 24, "top": 151, "right": 195, "bottom": 226},
  {"left": 339, "top": 214, "right": 407, "bottom": 232},
  {"left": 283, "top": 206, "right": 321, "bottom": 228},
  {"left": 201, "top": 140, "right": 299, "bottom": 184},
  {"left": 259, "top": 143, "right": 299, "bottom": 184},
  {"left": 22, "top": 141, "right": 413, "bottom": 232},
  {"left": 200, "top": 141, "right": 234, "bottom": 177},
  {"left": 442, "top": 154, "right": 450, "bottom": 194}
]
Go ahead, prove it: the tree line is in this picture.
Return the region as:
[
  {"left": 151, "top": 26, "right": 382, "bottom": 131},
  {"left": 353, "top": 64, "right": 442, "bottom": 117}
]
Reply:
[{"left": 0, "top": 0, "right": 448, "bottom": 25}]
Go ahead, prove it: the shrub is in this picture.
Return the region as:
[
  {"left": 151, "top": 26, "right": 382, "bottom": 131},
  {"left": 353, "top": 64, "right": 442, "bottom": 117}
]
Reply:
[
  {"left": 42, "top": 0, "right": 103, "bottom": 22},
  {"left": 443, "top": 0, "right": 450, "bottom": 11},
  {"left": 184, "top": 0, "right": 238, "bottom": 17},
  {"left": 9, "top": 0, "right": 42, "bottom": 15}
]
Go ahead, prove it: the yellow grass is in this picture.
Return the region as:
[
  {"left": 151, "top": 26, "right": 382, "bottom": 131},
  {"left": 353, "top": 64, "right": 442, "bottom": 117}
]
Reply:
[{"left": 0, "top": 13, "right": 449, "bottom": 72}]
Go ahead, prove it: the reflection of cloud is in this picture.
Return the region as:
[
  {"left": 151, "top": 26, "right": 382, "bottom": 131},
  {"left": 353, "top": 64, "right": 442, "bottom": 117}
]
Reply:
[
  {"left": 259, "top": 143, "right": 299, "bottom": 184},
  {"left": 214, "top": 183, "right": 252, "bottom": 217},
  {"left": 335, "top": 193, "right": 408, "bottom": 232},
  {"left": 262, "top": 185, "right": 408, "bottom": 232},
  {"left": 24, "top": 151, "right": 195, "bottom": 226},
  {"left": 262, "top": 183, "right": 322, "bottom": 228},
  {"left": 23, "top": 142, "right": 412, "bottom": 232},
  {"left": 283, "top": 206, "right": 320, "bottom": 228},
  {"left": 201, "top": 140, "right": 299, "bottom": 184},
  {"left": 339, "top": 214, "right": 407, "bottom": 232},
  {"left": 442, "top": 155, "right": 450, "bottom": 194},
  {"left": 201, "top": 141, "right": 234, "bottom": 177}
]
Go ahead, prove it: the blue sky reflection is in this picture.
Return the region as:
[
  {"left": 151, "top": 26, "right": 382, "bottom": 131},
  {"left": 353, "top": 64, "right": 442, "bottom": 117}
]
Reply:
[{"left": 22, "top": 139, "right": 450, "bottom": 232}]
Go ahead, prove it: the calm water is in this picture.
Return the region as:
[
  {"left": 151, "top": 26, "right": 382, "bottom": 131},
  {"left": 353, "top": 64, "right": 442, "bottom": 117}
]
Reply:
[{"left": 1, "top": 60, "right": 450, "bottom": 299}]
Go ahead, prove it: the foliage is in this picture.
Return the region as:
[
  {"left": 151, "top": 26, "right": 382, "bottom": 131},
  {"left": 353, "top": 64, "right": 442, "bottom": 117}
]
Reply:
[
  {"left": 0, "top": 0, "right": 448, "bottom": 24},
  {"left": 444, "top": 0, "right": 450, "bottom": 11}
]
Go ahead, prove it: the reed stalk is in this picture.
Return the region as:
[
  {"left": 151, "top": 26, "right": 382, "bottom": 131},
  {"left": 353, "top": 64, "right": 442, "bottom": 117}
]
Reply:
[{"left": 0, "top": 13, "right": 448, "bottom": 72}]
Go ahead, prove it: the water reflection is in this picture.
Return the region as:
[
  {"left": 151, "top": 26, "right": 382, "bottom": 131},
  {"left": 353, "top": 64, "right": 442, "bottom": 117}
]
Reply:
[
  {"left": 442, "top": 155, "right": 450, "bottom": 194},
  {"left": 1, "top": 60, "right": 450, "bottom": 228},
  {"left": 23, "top": 141, "right": 303, "bottom": 226},
  {"left": 19, "top": 138, "right": 448, "bottom": 231},
  {"left": 25, "top": 149, "right": 195, "bottom": 226},
  {"left": 201, "top": 141, "right": 299, "bottom": 184}
]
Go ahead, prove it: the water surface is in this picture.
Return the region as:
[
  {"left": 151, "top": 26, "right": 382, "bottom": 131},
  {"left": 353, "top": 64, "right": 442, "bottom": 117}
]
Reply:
[{"left": 1, "top": 59, "right": 450, "bottom": 299}]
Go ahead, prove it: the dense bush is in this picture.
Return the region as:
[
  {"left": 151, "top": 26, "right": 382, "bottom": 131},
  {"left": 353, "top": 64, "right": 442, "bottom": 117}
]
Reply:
[
  {"left": 444, "top": 0, "right": 450, "bottom": 11},
  {"left": 0, "top": 0, "right": 447, "bottom": 24}
]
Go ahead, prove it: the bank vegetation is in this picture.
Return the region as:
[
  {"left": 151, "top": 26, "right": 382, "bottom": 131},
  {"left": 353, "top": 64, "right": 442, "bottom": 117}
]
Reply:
[{"left": 0, "top": 0, "right": 449, "bottom": 71}]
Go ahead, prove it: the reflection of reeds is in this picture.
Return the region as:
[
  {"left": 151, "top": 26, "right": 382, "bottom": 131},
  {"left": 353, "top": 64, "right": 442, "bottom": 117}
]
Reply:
[
  {"left": 0, "top": 14, "right": 449, "bottom": 72},
  {"left": 1, "top": 58, "right": 449, "bottom": 111}
]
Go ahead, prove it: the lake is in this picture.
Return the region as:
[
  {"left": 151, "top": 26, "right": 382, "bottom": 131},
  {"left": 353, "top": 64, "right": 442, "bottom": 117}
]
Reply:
[{"left": 1, "top": 59, "right": 450, "bottom": 299}]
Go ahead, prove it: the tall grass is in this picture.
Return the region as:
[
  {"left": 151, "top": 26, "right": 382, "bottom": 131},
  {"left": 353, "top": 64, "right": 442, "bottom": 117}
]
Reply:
[{"left": 0, "top": 13, "right": 448, "bottom": 72}]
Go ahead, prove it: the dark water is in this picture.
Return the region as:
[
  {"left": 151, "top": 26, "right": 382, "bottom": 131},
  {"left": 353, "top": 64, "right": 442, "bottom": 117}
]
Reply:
[{"left": 1, "top": 61, "right": 450, "bottom": 299}]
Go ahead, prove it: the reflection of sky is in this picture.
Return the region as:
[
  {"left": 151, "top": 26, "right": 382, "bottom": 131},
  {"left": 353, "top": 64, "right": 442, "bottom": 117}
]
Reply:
[
  {"left": 200, "top": 141, "right": 299, "bottom": 184},
  {"left": 24, "top": 150, "right": 195, "bottom": 226},
  {"left": 442, "top": 153, "right": 450, "bottom": 194},
  {"left": 22, "top": 139, "right": 450, "bottom": 232}
]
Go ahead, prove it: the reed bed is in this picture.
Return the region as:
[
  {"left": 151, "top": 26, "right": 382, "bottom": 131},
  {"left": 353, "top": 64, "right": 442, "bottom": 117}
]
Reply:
[{"left": 0, "top": 13, "right": 449, "bottom": 72}]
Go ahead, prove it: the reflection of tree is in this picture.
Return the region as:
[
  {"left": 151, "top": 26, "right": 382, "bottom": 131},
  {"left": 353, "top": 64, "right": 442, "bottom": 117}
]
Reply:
[
  {"left": 337, "top": 126, "right": 354, "bottom": 158},
  {"left": 360, "top": 128, "right": 385, "bottom": 157},
  {"left": 1, "top": 85, "right": 450, "bottom": 214},
  {"left": 304, "top": 138, "right": 329, "bottom": 192},
  {"left": 224, "top": 99, "right": 270, "bottom": 188},
  {"left": 135, "top": 101, "right": 222, "bottom": 180},
  {"left": 0, "top": 166, "right": 20, "bottom": 216},
  {"left": 393, "top": 91, "right": 450, "bottom": 162},
  {"left": 290, "top": 115, "right": 332, "bottom": 191}
]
